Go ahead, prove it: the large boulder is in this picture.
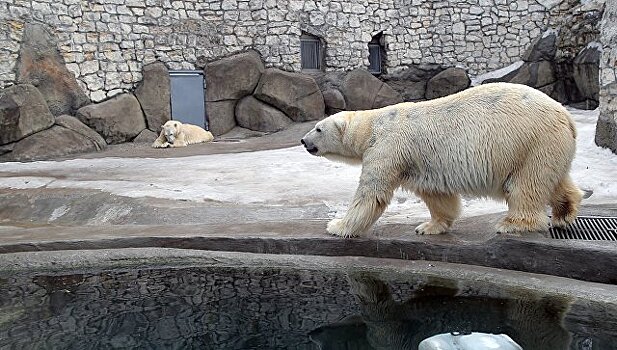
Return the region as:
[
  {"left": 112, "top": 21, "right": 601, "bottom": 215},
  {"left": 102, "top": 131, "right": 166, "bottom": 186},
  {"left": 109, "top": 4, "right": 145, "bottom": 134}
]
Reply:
[
  {"left": 374, "top": 83, "right": 405, "bottom": 108},
  {"left": 206, "top": 100, "right": 237, "bottom": 136},
  {"left": 322, "top": 88, "right": 346, "bottom": 115},
  {"left": 76, "top": 93, "right": 146, "bottom": 144},
  {"left": 573, "top": 45, "right": 601, "bottom": 108},
  {"left": 205, "top": 51, "right": 264, "bottom": 101},
  {"left": 425, "top": 67, "right": 471, "bottom": 99},
  {"left": 309, "top": 71, "right": 347, "bottom": 92},
  {"left": 381, "top": 64, "right": 443, "bottom": 101},
  {"left": 16, "top": 23, "right": 90, "bottom": 116},
  {"left": 204, "top": 51, "right": 265, "bottom": 135},
  {"left": 0, "top": 143, "right": 14, "bottom": 156},
  {"left": 0, "top": 84, "right": 55, "bottom": 145},
  {"left": 340, "top": 69, "right": 403, "bottom": 110},
  {"left": 3, "top": 125, "right": 106, "bottom": 161},
  {"left": 133, "top": 128, "right": 159, "bottom": 144},
  {"left": 235, "top": 96, "right": 292, "bottom": 132},
  {"left": 254, "top": 68, "right": 325, "bottom": 122},
  {"left": 522, "top": 30, "right": 557, "bottom": 62},
  {"left": 539, "top": 63, "right": 584, "bottom": 106},
  {"left": 485, "top": 61, "right": 555, "bottom": 89},
  {"left": 55, "top": 115, "right": 106, "bottom": 151},
  {"left": 307, "top": 71, "right": 348, "bottom": 114},
  {"left": 135, "top": 62, "right": 171, "bottom": 133},
  {"left": 532, "top": 61, "right": 556, "bottom": 87}
]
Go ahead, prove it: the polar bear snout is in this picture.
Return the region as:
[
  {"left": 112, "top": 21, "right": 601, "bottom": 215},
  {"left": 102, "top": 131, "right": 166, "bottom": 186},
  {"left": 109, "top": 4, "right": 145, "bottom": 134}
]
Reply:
[
  {"left": 301, "top": 138, "right": 318, "bottom": 155},
  {"left": 165, "top": 131, "right": 176, "bottom": 143}
]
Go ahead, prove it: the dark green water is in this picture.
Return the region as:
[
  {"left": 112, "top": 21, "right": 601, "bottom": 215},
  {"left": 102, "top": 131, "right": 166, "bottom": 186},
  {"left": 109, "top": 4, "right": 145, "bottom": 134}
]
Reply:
[{"left": 0, "top": 266, "right": 615, "bottom": 349}]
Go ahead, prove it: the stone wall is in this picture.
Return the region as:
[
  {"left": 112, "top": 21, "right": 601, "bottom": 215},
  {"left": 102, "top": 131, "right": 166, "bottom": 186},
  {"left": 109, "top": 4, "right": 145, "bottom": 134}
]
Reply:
[
  {"left": 595, "top": 0, "right": 617, "bottom": 152},
  {"left": 0, "top": 266, "right": 360, "bottom": 349},
  {"left": 549, "top": 0, "right": 604, "bottom": 62},
  {"left": 0, "top": 0, "right": 594, "bottom": 101}
]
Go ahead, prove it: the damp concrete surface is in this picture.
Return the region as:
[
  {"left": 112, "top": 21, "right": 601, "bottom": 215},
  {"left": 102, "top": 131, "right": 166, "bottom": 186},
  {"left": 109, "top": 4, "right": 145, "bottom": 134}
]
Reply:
[{"left": 0, "top": 111, "right": 616, "bottom": 284}]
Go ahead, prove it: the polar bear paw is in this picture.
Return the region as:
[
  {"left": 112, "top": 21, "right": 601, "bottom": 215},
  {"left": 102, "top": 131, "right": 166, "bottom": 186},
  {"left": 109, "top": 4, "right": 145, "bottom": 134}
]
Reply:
[
  {"left": 415, "top": 220, "right": 448, "bottom": 235},
  {"left": 496, "top": 222, "right": 526, "bottom": 234},
  {"left": 154, "top": 141, "right": 171, "bottom": 148},
  {"left": 327, "top": 219, "right": 358, "bottom": 238},
  {"left": 551, "top": 213, "right": 577, "bottom": 229},
  {"left": 496, "top": 214, "right": 549, "bottom": 234}
]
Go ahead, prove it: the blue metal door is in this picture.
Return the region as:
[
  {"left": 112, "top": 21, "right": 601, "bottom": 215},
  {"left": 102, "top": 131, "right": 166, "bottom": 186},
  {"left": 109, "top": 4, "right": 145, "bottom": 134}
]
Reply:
[{"left": 169, "top": 70, "right": 208, "bottom": 129}]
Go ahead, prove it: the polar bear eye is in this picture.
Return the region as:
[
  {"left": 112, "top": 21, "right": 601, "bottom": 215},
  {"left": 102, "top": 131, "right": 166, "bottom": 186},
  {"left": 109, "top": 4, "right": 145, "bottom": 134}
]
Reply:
[{"left": 316, "top": 127, "right": 322, "bottom": 133}]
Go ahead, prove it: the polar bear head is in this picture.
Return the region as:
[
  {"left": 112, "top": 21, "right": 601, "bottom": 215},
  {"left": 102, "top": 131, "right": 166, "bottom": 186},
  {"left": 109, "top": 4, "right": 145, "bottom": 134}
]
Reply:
[
  {"left": 161, "top": 120, "right": 183, "bottom": 143},
  {"left": 301, "top": 111, "right": 362, "bottom": 164}
]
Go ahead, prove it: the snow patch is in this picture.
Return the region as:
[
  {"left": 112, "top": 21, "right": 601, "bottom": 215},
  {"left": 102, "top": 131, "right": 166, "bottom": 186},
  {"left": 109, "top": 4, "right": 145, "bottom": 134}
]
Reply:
[
  {"left": 542, "top": 28, "right": 558, "bottom": 38},
  {"left": 0, "top": 109, "right": 615, "bottom": 224},
  {"left": 470, "top": 61, "right": 524, "bottom": 86},
  {"left": 49, "top": 205, "right": 70, "bottom": 222},
  {"left": 0, "top": 176, "right": 54, "bottom": 189}
]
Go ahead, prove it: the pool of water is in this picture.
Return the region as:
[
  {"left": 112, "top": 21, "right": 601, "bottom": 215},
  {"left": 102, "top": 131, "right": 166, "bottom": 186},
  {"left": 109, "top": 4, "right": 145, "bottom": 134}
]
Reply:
[{"left": 0, "top": 257, "right": 616, "bottom": 349}]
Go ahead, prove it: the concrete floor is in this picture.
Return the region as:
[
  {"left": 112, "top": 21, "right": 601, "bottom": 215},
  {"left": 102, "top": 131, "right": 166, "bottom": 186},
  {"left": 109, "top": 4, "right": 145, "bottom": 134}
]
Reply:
[{"left": 0, "top": 121, "right": 616, "bottom": 284}]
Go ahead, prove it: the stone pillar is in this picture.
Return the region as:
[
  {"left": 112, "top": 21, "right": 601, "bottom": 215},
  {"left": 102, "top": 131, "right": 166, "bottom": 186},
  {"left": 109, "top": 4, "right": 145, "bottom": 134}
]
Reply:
[{"left": 595, "top": 0, "right": 617, "bottom": 153}]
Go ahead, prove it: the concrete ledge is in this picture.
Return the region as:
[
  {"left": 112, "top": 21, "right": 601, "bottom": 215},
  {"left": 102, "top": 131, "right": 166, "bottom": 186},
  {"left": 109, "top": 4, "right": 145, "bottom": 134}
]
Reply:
[
  {"left": 1, "top": 248, "right": 616, "bottom": 305},
  {"left": 1, "top": 248, "right": 616, "bottom": 349},
  {"left": 1, "top": 221, "right": 616, "bottom": 284}
]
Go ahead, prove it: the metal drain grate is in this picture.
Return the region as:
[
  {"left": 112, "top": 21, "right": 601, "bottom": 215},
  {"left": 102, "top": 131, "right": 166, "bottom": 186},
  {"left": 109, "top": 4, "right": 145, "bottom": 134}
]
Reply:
[{"left": 549, "top": 216, "right": 617, "bottom": 241}]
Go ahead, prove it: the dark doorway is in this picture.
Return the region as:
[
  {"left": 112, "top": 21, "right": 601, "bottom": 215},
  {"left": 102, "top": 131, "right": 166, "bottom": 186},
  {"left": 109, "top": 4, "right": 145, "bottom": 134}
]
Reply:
[
  {"left": 301, "top": 32, "right": 323, "bottom": 71},
  {"left": 169, "top": 70, "right": 208, "bottom": 129},
  {"left": 368, "top": 33, "right": 385, "bottom": 75}
]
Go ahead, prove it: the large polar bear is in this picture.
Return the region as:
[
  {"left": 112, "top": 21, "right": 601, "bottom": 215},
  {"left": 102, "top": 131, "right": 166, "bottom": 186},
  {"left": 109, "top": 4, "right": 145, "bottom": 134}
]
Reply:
[
  {"left": 301, "top": 82, "right": 583, "bottom": 237},
  {"left": 152, "top": 120, "right": 214, "bottom": 148}
]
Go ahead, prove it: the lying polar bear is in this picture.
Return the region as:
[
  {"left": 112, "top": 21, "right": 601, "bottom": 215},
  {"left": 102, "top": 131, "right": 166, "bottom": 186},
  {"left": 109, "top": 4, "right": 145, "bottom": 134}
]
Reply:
[
  {"left": 152, "top": 120, "right": 214, "bottom": 148},
  {"left": 301, "top": 82, "right": 583, "bottom": 237}
]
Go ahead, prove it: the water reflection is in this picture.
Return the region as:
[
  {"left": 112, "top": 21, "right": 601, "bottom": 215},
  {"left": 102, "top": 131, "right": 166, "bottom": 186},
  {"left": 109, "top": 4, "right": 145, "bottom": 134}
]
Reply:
[
  {"left": 0, "top": 267, "right": 615, "bottom": 349},
  {"left": 311, "top": 274, "right": 570, "bottom": 349}
]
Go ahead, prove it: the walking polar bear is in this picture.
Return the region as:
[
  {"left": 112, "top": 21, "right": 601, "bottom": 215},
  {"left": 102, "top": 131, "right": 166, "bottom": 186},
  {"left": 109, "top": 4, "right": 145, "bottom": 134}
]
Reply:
[
  {"left": 301, "top": 82, "right": 583, "bottom": 237},
  {"left": 152, "top": 120, "right": 213, "bottom": 148}
]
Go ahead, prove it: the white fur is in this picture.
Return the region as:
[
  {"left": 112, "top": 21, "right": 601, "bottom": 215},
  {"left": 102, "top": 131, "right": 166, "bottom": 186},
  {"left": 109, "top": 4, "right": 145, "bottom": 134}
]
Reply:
[
  {"left": 301, "top": 83, "right": 583, "bottom": 237},
  {"left": 152, "top": 121, "right": 214, "bottom": 148}
]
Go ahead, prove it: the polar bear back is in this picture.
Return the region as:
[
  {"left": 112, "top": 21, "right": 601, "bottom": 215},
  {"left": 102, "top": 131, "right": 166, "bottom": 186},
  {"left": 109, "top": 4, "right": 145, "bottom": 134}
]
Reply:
[
  {"left": 181, "top": 123, "right": 214, "bottom": 144},
  {"left": 373, "top": 83, "right": 577, "bottom": 197}
]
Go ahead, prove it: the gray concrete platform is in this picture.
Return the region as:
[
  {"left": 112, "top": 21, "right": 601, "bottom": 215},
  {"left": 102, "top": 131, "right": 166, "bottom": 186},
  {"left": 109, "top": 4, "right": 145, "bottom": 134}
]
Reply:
[
  {"left": 56, "top": 122, "right": 316, "bottom": 160},
  {"left": 1, "top": 119, "right": 616, "bottom": 285},
  {"left": 0, "top": 186, "right": 616, "bottom": 284}
]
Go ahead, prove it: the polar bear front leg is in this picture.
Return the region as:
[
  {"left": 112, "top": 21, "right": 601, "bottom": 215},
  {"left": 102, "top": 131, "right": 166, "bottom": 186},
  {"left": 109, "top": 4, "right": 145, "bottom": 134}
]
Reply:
[
  {"left": 415, "top": 191, "right": 461, "bottom": 234},
  {"left": 327, "top": 191, "right": 393, "bottom": 238},
  {"left": 169, "top": 132, "right": 188, "bottom": 147},
  {"left": 151, "top": 130, "right": 168, "bottom": 148},
  {"left": 327, "top": 161, "right": 396, "bottom": 238}
]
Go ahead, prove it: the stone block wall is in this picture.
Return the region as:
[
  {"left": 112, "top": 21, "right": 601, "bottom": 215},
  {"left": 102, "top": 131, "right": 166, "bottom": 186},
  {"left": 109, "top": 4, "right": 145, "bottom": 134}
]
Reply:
[
  {"left": 0, "top": 0, "right": 595, "bottom": 101},
  {"left": 0, "top": 266, "right": 360, "bottom": 348},
  {"left": 595, "top": 0, "right": 617, "bottom": 152}
]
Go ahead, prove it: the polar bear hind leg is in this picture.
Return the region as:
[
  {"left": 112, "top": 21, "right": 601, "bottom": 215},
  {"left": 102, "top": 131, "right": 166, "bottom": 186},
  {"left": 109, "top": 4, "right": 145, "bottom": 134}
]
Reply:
[
  {"left": 415, "top": 192, "right": 461, "bottom": 235},
  {"left": 497, "top": 154, "right": 558, "bottom": 233},
  {"left": 550, "top": 175, "right": 583, "bottom": 228}
]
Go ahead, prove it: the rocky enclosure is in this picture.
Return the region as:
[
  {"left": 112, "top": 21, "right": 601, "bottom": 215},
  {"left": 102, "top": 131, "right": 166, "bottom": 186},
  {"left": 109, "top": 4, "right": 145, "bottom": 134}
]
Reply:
[{"left": 0, "top": 0, "right": 614, "bottom": 160}]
